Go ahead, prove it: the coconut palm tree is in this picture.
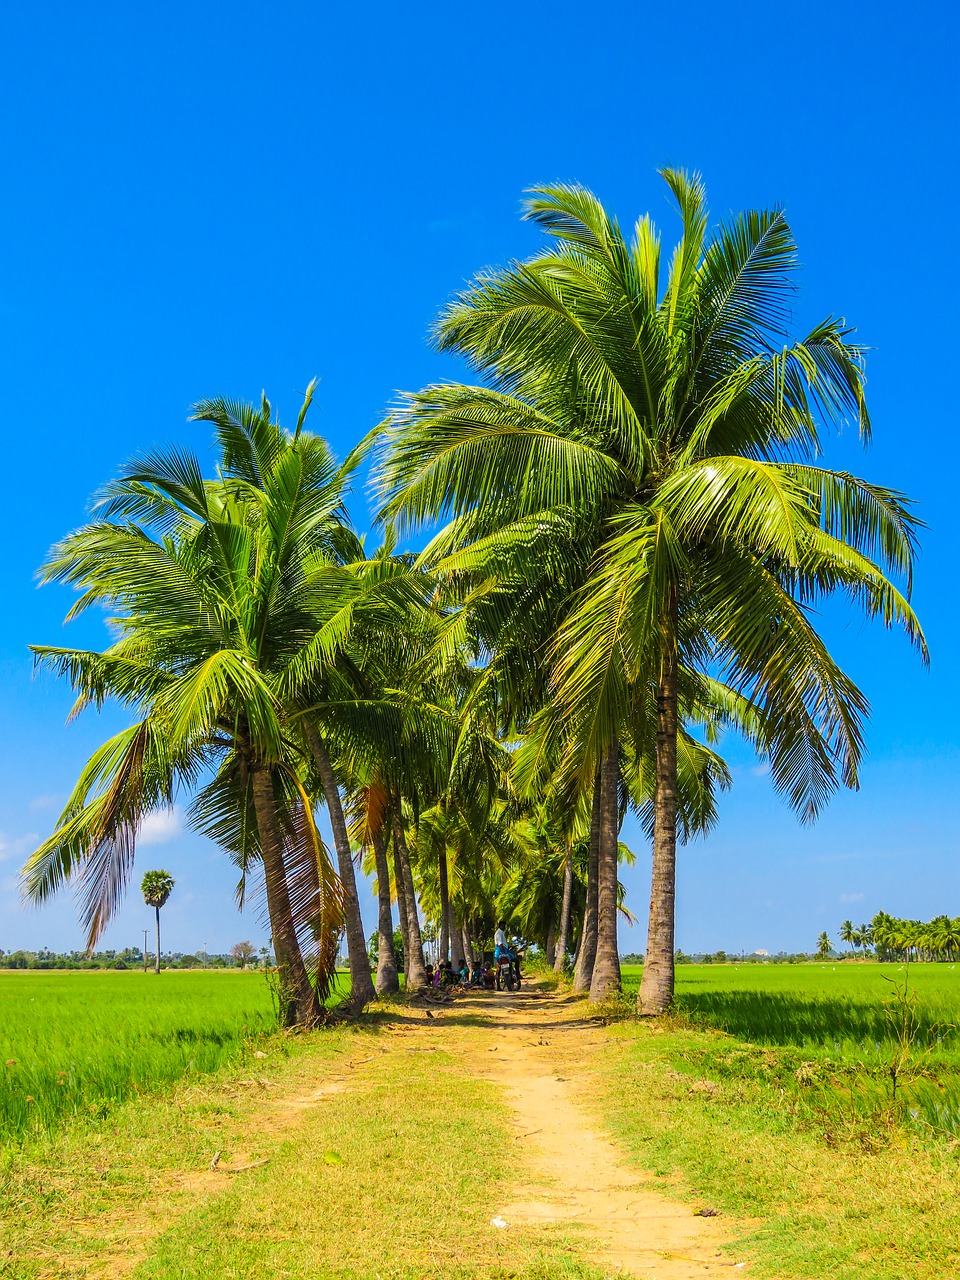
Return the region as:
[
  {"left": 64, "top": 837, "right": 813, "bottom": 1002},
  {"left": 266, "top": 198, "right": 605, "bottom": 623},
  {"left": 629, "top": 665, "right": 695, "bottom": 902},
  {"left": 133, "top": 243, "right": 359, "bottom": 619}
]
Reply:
[
  {"left": 856, "top": 922, "right": 873, "bottom": 960},
  {"left": 816, "top": 931, "right": 831, "bottom": 959},
  {"left": 839, "top": 919, "right": 856, "bottom": 957},
  {"left": 22, "top": 389, "right": 360, "bottom": 1026},
  {"left": 377, "top": 172, "right": 926, "bottom": 1011},
  {"left": 141, "top": 870, "right": 174, "bottom": 974}
]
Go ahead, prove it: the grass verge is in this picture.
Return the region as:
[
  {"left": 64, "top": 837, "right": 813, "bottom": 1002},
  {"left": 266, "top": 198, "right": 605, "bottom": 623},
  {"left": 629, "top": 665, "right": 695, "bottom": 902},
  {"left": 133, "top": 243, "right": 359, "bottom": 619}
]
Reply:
[{"left": 591, "top": 1013, "right": 960, "bottom": 1280}]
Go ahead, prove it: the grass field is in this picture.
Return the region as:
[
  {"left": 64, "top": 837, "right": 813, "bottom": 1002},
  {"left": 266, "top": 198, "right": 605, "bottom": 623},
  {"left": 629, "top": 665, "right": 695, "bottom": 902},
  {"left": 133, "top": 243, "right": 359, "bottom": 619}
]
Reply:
[
  {"left": 622, "top": 961, "right": 960, "bottom": 1136},
  {"left": 0, "top": 971, "right": 278, "bottom": 1143},
  {"left": 625, "top": 960, "right": 960, "bottom": 1055}
]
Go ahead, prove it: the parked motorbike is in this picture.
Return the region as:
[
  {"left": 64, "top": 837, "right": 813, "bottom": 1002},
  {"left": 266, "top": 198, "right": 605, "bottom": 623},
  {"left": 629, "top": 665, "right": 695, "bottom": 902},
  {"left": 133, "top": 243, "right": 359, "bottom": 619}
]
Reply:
[
  {"left": 495, "top": 940, "right": 526, "bottom": 992},
  {"left": 495, "top": 953, "right": 517, "bottom": 991}
]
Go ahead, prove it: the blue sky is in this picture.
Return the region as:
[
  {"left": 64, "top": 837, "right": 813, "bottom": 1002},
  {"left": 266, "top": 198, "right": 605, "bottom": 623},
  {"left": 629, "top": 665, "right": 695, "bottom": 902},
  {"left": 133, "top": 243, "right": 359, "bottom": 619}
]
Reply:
[{"left": 1, "top": 2, "right": 957, "bottom": 958}]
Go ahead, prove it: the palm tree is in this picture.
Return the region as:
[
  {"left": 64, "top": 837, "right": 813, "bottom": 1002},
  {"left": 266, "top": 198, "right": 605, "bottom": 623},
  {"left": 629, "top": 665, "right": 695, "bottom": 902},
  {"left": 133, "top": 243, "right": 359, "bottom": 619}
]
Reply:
[
  {"left": 377, "top": 172, "right": 926, "bottom": 1011},
  {"left": 840, "top": 919, "right": 856, "bottom": 957},
  {"left": 857, "top": 922, "right": 873, "bottom": 960},
  {"left": 22, "top": 389, "right": 355, "bottom": 1026},
  {"left": 141, "top": 870, "right": 174, "bottom": 974},
  {"left": 816, "top": 931, "right": 831, "bottom": 959}
]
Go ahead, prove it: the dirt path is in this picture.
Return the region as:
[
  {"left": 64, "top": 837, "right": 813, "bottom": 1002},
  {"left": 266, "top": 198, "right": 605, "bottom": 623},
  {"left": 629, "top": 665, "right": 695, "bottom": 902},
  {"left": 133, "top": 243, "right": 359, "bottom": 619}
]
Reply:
[
  {"left": 59, "top": 985, "right": 750, "bottom": 1279},
  {"left": 435, "top": 987, "right": 745, "bottom": 1278}
]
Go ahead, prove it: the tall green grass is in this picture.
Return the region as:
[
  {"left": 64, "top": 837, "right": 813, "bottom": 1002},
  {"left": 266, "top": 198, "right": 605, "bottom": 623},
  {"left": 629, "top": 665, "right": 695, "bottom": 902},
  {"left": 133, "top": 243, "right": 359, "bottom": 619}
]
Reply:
[
  {"left": 621, "top": 962, "right": 960, "bottom": 1137},
  {"left": 0, "top": 971, "right": 275, "bottom": 1144},
  {"left": 623, "top": 962, "right": 960, "bottom": 1058}
]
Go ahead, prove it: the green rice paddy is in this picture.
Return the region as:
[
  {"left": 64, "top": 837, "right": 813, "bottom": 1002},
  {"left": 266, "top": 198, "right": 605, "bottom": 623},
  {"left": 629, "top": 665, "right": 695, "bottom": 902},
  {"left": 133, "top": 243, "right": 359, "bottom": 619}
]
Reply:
[
  {"left": 7, "top": 962, "right": 960, "bottom": 1149},
  {"left": 623, "top": 961, "right": 960, "bottom": 1063},
  {"left": 0, "top": 971, "right": 276, "bottom": 1143},
  {"left": 623, "top": 961, "right": 960, "bottom": 1138}
]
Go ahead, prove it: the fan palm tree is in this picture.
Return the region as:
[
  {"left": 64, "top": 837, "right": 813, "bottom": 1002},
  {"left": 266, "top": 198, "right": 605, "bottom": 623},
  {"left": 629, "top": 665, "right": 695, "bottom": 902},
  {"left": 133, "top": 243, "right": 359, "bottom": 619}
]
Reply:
[
  {"left": 141, "top": 869, "right": 174, "bottom": 974},
  {"left": 376, "top": 171, "right": 926, "bottom": 1011}
]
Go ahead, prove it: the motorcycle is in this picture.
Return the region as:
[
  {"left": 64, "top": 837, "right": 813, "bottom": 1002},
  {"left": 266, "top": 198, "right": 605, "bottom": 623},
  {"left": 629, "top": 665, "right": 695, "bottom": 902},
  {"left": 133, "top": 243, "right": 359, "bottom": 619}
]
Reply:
[{"left": 495, "top": 940, "right": 526, "bottom": 992}]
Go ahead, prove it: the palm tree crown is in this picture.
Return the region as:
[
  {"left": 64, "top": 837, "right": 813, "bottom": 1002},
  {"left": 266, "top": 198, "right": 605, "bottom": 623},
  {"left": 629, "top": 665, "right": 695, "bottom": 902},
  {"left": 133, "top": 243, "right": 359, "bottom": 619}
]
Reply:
[{"left": 141, "top": 869, "right": 174, "bottom": 910}]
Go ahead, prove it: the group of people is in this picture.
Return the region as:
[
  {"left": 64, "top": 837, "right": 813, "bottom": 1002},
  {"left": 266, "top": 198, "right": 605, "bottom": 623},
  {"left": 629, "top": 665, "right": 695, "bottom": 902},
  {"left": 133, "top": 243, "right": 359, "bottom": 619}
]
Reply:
[
  {"left": 422, "top": 922, "right": 523, "bottom": 992},
  {"left": 424, "top": 958, "right": 498, "bottom": 989}
]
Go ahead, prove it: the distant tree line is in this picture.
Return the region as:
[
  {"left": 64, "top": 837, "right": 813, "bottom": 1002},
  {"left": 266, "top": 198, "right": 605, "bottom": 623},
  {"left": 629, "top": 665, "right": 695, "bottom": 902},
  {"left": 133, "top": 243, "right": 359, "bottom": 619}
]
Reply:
[
  {"left": 0, "top": 946, "right": 270, "bottom": 970},
  {"left": 869, "top": 912, "right": 960, "bottom": 962},
  {"left": 621, "top": 950, "right": 817, "bottom": 966}
]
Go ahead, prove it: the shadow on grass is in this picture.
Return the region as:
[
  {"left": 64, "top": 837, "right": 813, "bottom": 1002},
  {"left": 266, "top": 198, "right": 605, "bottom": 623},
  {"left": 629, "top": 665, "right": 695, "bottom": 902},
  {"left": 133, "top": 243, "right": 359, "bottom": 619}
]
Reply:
[
  {"left": 345, "top": 987, "right": 596, "bottom": 1038},
  {"left": 676, "top": 988, "right": 953, "bottom": 1052}
]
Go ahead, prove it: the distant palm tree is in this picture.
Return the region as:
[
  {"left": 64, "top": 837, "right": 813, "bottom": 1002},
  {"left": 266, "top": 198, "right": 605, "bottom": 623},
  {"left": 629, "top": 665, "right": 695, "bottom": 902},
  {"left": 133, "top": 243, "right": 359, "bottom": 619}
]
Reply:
[
  {"left": 856, "top": 922, "right": 873, "bottom": 960},
  {"left": 840, "top": 919, "right": 856, "bottom": 957},
  {"left": 141, "top": 870, "right": 174, "bottom": 974},
  {"left": 816, "top": 931, "right": 831, "bottom": 959}
]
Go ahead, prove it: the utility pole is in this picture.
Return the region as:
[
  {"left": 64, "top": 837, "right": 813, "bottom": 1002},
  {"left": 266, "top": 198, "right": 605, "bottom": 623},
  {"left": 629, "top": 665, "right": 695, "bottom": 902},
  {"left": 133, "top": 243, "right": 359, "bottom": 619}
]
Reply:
[{"left": 142, "top": 930, "right": 149, "bottom": 973}]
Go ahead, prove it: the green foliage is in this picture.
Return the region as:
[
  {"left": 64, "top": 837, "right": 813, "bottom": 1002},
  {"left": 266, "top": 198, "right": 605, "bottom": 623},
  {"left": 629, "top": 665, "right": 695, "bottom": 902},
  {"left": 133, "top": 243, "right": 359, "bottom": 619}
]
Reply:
[
  {"left": 377, "top": 171, "right": 925, "bottom": 819},
  {"left": 141, "top": 869, "right": 174, "bottom": 910},
  {"left": 23, "top": 174, "right": 928, "bottom": 1020},
  {"left": 366, "top": 929, "right": 404, "bottom": 972},
  {"left": 872, "top": 910, "right": 960, "bottom": 961}
]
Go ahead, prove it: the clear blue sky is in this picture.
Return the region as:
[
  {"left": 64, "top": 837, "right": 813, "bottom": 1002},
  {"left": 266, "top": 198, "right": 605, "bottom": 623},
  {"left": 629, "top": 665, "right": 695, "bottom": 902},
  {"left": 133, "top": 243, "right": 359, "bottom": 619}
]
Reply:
[{"left": 1, "top": 2, "right": 956, "bottom": 958}]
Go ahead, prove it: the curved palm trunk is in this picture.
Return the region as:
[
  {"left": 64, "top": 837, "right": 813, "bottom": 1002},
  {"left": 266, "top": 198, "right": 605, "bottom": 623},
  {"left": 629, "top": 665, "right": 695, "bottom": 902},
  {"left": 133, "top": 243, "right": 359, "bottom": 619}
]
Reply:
[
  {"left": 154, "top": 905, "right": 161, "bottom": 974},
  {"left": 460, "top": 922, "right": 473, "bottom": 967},
  {"left": 572, "top": 767, "right": 602, "bottom": 993},
  {"left": 251, "top": 764, "right": 320, "bottom": 1028},
  {"left": 372, "top": 825, "right": 399, "bottom": 994},
  {"left": 438, "top": 849, "right": 450, "bottom": 964},
  {"left": 554, "top": 841, "right": 574, "bottom": 972},
  {"left": 589, "top": 739, "right": 622, "bottom": 1001},
  {"left": 639, "top": 603, "right": 679, "bottom": 1014},
  {"left": 308, "top": 728, "right": 376, "bottom": 1010},
  {"left": 393, "top": 808, "right": 428, "bottom": 990}
]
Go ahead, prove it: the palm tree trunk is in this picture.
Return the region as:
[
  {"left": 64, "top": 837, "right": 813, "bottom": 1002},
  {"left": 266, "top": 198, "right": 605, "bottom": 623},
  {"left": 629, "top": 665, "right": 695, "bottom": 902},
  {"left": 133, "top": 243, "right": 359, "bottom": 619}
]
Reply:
[
  {"left": 639, "top": 605, "right": 679, "bottom": 1015},
  {"left": 307, "top": 728, "right": 377, "bottom": 1010},
  {"left": 450, "top": 911, "right": 465, "bottom": 970},
  {"left": 554, "top": 841, "right": 574, "bottom": 973},
  {"left": 250, "top": 763, "right": 320, "bottom": 1028},
  {"left": 589, "top": 738, "right": 622, "bottom": 1001},
  {"left": 461, "top": 922, "right": 473, "bottom": 966},
  {"left": 154, "top": 904, "right": 161, "bottom": 975},
  {"left": 392, "top": 808, "right": 428, "bottom": 990},
  {"left": 545, "top": 923, "right": 556, "bottom": 968},
  {"left": 392, "top": 827, "right": 411, "bottom": 973},
  {"left": 438, "top": 849, "right": 450, "bottom": 963},
  {"left": 572, "top": 767, "right": 602, "bottom": 993},
  {"left": 372, "top": 825, "right": 399, "bottom": 995}
]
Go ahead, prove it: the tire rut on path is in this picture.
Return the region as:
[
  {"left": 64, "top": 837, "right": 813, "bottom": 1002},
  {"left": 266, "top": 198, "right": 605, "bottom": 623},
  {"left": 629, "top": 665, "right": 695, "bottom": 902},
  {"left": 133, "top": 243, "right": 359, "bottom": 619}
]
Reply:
[{"left": 431, "top": 987, "right": 748, "bottom": 1279}]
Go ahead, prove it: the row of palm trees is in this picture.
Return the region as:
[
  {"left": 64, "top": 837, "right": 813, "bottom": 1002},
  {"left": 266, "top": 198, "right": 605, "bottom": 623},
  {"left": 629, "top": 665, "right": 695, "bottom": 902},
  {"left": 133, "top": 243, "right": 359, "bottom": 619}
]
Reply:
[
  {"left": 22, "top": 171, "right": 925, "bottom": 1022},
  {"left": 868, "top": 913, "right": 960, "bottom": 963}
]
